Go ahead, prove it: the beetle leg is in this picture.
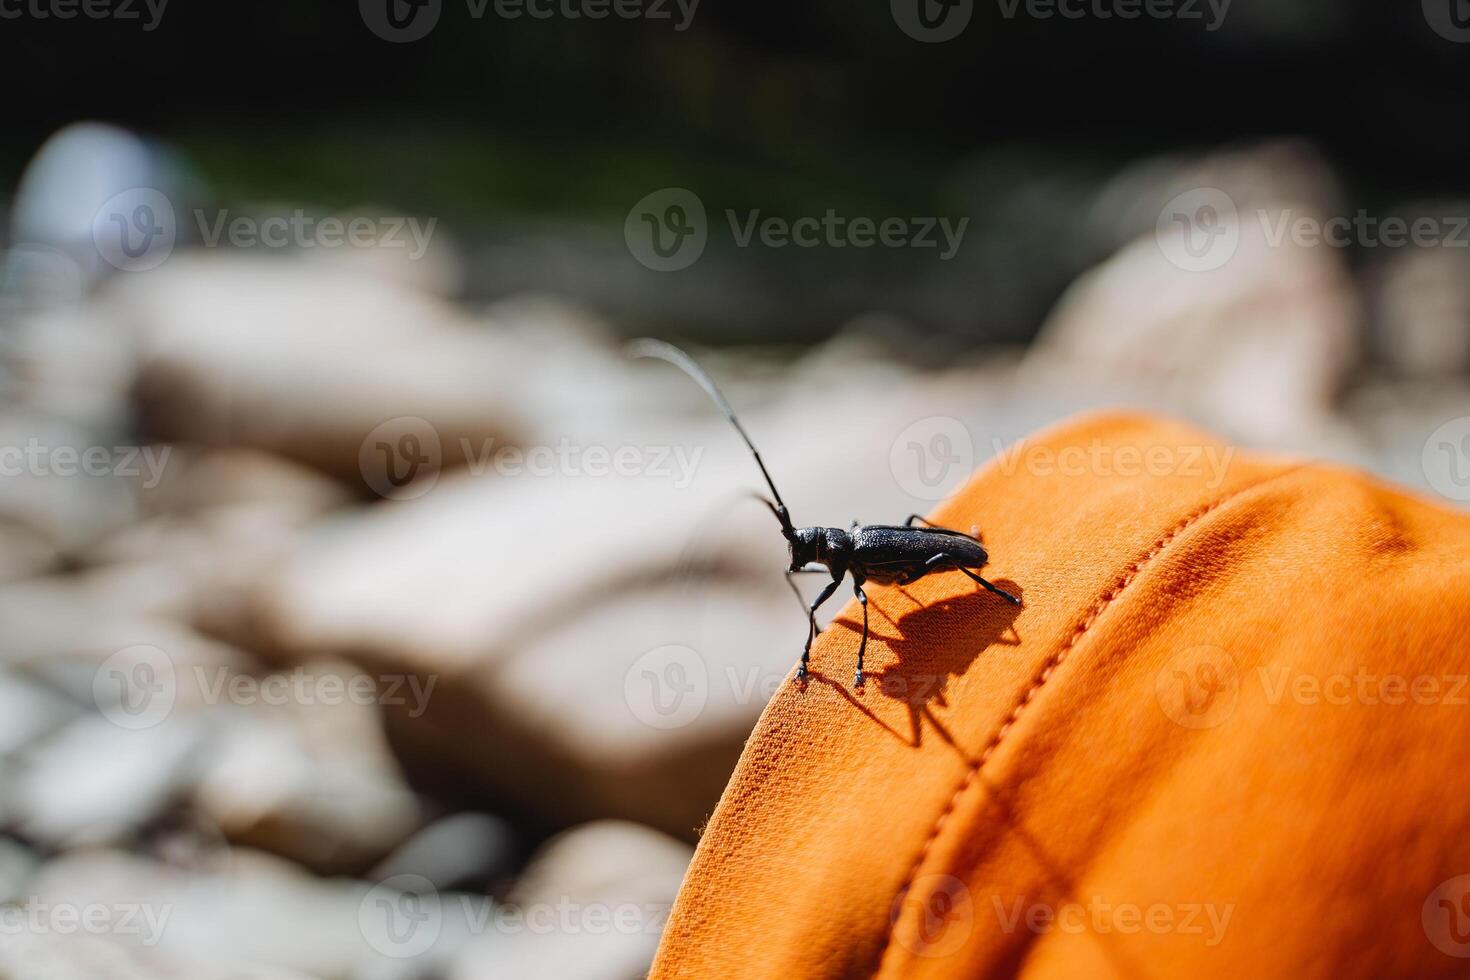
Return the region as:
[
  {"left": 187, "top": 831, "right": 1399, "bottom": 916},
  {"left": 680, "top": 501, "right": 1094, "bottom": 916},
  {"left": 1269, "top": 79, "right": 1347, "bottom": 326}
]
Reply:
[
  {"left": 957, "top": 566, "right": 1022, "bottom": 605},
  {"left": 785, "top": 570, "right": 825, "bottom": 636},
  {"left": 853, "top": 581, "right": 869, "bottom": 688},
  {"left": 908, "top": 514, "right": 983, "bottom": 542},
  {"left": 924, "top": 551, "right": 1022, "bottom": 605},
  {"left": 798, "top": 578, "right": 842, "bottom": 679}
]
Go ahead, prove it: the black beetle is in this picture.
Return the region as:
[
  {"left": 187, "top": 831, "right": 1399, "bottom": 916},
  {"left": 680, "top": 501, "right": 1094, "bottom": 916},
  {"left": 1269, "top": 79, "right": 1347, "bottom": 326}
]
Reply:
[{"left": 631, "top": 339, "right": 1021, "bottom": 688}]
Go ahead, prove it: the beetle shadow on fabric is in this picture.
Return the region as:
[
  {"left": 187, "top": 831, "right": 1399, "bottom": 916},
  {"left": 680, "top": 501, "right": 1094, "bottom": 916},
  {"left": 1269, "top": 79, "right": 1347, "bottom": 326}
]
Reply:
[{"left": 817, "top": 580, "right": 1022, "bottom": 749}]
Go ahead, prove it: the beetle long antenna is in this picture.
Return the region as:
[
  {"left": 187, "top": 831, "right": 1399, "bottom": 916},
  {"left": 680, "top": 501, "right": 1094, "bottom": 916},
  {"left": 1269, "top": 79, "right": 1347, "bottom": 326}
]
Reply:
[{"left": 629, "top": 338, "right": 795, "bottom": 537}]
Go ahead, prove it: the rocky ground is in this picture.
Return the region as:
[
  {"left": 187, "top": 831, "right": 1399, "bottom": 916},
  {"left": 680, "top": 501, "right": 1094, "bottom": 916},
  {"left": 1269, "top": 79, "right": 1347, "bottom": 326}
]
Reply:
[{"left": 0, "top": 140, "right": 1467, "bottom": 979}]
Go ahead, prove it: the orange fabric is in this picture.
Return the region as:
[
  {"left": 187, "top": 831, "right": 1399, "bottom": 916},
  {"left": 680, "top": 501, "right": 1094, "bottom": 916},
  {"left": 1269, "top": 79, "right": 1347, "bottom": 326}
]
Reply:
[{"left": 651, "top": 412, "right": 1470, "bottom": 980}]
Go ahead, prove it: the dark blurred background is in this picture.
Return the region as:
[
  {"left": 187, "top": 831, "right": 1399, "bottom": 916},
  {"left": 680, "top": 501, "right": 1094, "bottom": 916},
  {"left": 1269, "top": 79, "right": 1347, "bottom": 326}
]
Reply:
[
  {"left": 7, "top": 1, "right": 1470, "bottom": 346},
  {"left": 2, "top": 3, "right": 1470, "bottom": 978}
]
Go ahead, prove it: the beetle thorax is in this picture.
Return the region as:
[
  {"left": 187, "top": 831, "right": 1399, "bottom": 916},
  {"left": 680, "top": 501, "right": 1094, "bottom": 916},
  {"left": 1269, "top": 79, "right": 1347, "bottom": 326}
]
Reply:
[{"left": 789, "top": 526, "right": 852, "bottom": 572}]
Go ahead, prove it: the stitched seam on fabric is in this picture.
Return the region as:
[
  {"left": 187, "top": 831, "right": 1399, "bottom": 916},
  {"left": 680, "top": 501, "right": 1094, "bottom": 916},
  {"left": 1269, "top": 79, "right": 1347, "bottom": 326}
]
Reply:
[{"left": 869, "top": 465, "right": 1306, "bottom": 977}]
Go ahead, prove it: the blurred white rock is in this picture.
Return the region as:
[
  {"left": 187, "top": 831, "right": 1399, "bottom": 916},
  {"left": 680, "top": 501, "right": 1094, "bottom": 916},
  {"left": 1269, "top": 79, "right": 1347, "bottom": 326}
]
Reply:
[
  {"left": 0, "top": 668, "right": 79, "bottom": 758},
  {"left": 101, "top": 253, "right": 525, "bottom": 488},
  {"left": 369, "top": 812, "right": 517, "bottom": 892},
  {"left": 131, "top": 446, "right": 351, "bottom": 520},
  {"left": 193, "top": 660, "right": 421, "bottom": 874},
  {"left": 0, "top": 836, "right": 38, "bottom": 904},
  {"left": 1368, "top": 241, "right": 1470, "bottom": 378},
  {"left": 29, "top": 846, "right": 492, "bottom": 980},
  {"left": 6, "top": 713, "right": 206, "bottom": 849},
  {"left": 1086, "top": 139, "right": 1343, "bottom": 254},
  {"left": 0, "top": 932, "right": 319, "bottom": 980},
  {"left": 9, "top": 122, "right": 186, "bottom": 286},
  {"left": 1029, "top": 200, "right": 1361, "bottom": 446},
  {"left": 0, "top": 412, "right": 138, "bottom": 560},
  {"left": 449, "top": 821, "right": 691, "bottom": 980}
]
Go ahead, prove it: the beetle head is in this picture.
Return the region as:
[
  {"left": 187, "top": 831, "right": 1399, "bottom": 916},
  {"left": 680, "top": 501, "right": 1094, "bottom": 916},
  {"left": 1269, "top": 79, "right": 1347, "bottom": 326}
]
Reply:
[
  {"left": 788, "top": 526, "right": 850, "bottom": 573},
  {"left": 788, "top": 527, "right": 819, "bottom": 572}
]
